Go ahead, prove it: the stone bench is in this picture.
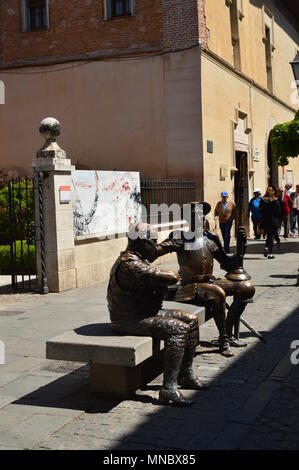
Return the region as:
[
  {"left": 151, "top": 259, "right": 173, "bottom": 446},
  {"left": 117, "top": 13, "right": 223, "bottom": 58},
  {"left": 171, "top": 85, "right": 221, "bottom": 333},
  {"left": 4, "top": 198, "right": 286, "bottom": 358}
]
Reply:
[{"left": 46, "top": 301, "right": 210, "bottom": 399}]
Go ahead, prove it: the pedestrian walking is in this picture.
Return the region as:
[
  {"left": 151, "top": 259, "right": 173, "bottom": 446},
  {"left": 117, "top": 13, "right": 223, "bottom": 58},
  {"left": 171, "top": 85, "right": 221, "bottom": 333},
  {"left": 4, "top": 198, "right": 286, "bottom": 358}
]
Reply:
[
  {"left": 291, "top": 184, "right": 299, "bottom": 236},
  {"left": 281, "top": 185, "right": 293, "bottom": 238},
  {"left": 248, "top": 189, "right": 262, "bottom": 239},
  {"left": 214, "top": 191, "right": 236, "bottom": 253},
  {"left": 260, "top": 186, "right": 282, "bottom": 259},
  {"left": 275, "top": 187, "right": 284, "bottom": 246},
  {"left": 288, "top": 185, "right": 296, "bottom": 237}
]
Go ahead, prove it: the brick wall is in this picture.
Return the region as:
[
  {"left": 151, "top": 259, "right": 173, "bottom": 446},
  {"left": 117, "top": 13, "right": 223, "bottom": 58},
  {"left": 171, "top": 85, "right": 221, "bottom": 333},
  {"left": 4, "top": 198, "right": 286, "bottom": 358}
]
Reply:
[
  {"left": 197, "top": 0, "right": 209, "bottom": 47},
  {"left": 0, "top": 0, "right": 208, "bottom": 68},
  {"left": 0, "top": 0, "right": 163, "bottom": 67},
  {"left": 163, "top": 0, "right": 208, "bottom": 51}
]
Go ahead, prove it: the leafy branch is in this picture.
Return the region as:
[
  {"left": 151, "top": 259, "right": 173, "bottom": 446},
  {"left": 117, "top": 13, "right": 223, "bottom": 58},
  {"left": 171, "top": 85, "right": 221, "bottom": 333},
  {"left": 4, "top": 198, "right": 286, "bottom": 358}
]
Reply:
[{"left": 270, "top": 110, "right": 299, "bottom": 166}]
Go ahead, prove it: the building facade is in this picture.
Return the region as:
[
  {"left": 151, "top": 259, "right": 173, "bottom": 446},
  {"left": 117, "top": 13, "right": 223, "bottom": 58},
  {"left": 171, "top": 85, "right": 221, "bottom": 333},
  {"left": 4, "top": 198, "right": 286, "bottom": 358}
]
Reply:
[
  {"left": 0, "top": 0, "right": 208, "bottom": 201},
  {"left": 0, "top": 1, "right": 298, "bottom": 227},
  {"left": 202, "top": 0, "right": 299, "bottom": 229}
]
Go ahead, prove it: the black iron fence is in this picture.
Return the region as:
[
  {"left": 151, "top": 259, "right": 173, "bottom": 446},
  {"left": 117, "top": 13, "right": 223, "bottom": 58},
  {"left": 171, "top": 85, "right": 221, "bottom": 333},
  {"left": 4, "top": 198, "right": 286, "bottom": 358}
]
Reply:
[
  {"left": 141, "top": 180, "right": 196, "bottom": 223},
  {"left": 0, "top": 177, "right": 36, "bottom": 290}
]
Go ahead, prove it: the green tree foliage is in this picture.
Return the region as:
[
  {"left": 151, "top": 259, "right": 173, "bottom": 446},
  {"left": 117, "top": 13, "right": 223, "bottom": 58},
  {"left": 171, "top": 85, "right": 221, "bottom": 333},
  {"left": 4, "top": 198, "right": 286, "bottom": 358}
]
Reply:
[
  {"left": 0, "top": 241, "right": 35, "bottom": 274},
  {"left": 270, "top": 110, "right": 299, "bottom": 166}
]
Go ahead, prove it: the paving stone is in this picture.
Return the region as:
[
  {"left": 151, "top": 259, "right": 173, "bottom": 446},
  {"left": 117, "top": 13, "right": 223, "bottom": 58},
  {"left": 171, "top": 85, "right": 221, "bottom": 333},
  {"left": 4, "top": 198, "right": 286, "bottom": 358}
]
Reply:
[
  {"left": 208, "top": 422, "right": 251, "bottom": 450},
  {"left": 0, "top": 403, "right": 36, "bottom": 432},
  {"left": 0, "top": 374, "right": 58, "bottom": 400},
  {"left": 0, "top": 413, "right": 75, "bottom": 449},
  {"left": 0, "top": 373, "right": 22, "bottom": 388},
  {"left": 0, "top": 356, "right": 43, "bottom": 374},
  {"left": 0, "top": 396, "right": 16, "bottom": 409}
]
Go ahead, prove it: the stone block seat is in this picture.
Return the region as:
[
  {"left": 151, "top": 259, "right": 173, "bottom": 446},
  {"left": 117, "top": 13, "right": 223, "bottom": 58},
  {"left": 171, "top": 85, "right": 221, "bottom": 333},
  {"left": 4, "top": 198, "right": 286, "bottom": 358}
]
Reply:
[{"left": 46, "top": 301, "right": 211, "bottom": 399}]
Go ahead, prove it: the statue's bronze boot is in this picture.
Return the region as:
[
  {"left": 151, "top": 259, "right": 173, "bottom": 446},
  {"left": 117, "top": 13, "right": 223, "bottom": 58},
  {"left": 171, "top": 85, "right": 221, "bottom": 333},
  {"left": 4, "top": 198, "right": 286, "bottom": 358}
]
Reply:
[
  {"left": 178, "top": 372, "right": 209, "bottom": 390},
  {"left": 161, "top": 338, "right": 190, "bottom": 405},
  {"left": 220, "top": 347, "right": 234, "bottom": 357},
  {"left": 228, "top": 337, "right": 248, "bottom": 347},
  {"left": 219, "top": 335, "right": 234, "bottom": 357},
  {"left": 213, "top": 304, "right": 234, "bottom": 357},
  {"left": 159, "top": 387, "right": 194, "bottom": 406},
  {"left": 178, "top": 322, "right": 209, "bottom": 390}
]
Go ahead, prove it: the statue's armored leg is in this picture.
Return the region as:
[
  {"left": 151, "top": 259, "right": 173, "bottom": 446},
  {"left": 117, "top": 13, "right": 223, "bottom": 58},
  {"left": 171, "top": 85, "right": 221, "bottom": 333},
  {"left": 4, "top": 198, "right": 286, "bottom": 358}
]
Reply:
[
  {"left": 177, "top": 314, "right": 209, "bottom": 389},
  {"left": 211, "top": 301, "right": 234, "bottom": 357},
  {"left": 157, "top": 310, "right": 209, "bottom": 391},
  {"left": 161, "top": 333, "right": 187, "bottom": 404},
  {"left": 226, "top": 299, "right": 248, "bottom": 347},
  {"left": 216, "top": 279, "right": 255, "bottom": 347},
  {"left": 196, "top": 284, "right": 233, "bottom": 357},
  {"left": 139, "top": 314, "right": 194, "bottom": 406}
]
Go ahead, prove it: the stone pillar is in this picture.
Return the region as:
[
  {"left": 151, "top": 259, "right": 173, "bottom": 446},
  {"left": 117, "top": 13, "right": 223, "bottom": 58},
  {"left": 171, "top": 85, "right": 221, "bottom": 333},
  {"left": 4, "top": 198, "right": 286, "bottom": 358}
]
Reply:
[{"left": 32, "top": 117, "right": 77, "bottom": 292}]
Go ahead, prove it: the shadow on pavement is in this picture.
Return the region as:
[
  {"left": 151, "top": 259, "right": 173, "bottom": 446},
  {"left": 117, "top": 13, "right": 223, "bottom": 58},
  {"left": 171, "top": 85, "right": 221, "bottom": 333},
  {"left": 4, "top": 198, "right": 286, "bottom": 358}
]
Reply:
[
  {"left": 270, "top": 274, "right": 297, "bottom": 279},
  {"left": 13, "top": 364, "right": 119, "bottom": 414},
  {"left": 245, "top": 240, "right": 299, "bottom": 256}
]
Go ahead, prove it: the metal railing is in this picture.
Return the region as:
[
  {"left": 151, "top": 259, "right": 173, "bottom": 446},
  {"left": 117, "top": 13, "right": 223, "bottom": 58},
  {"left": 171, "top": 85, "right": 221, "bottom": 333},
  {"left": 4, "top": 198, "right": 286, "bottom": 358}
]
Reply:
[
  {"left": 141, "top": 179, "right": 196, "bottom": 223},
  {"left": 0, "top": 177, "right": 37, "bottom": 291}
]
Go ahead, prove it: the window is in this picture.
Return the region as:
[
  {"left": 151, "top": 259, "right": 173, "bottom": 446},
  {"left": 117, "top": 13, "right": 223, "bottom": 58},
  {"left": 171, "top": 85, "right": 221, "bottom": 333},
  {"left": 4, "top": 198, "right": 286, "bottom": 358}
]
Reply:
[
  {"left": 24, "top": 0, "right": 49, "bottom": 32},
  {"left": 105, "top": 0, "right": 134, "bottom": 20},
  {"left": 264, "top": 26, "right": 273, "bottom": 92},
  {"left": 229, "top": 0, "right": 241, "bottom": 70},
  {"left": 262, "top": 7, "right": 275, "bottom": 93}
]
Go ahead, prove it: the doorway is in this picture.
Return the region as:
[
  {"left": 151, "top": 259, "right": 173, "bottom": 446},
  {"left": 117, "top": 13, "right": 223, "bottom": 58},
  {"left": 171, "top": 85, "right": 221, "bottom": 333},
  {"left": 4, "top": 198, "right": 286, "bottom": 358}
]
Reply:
[
  {"left": 267, "top": 133, "right": 279, "bottom": 189},
  {"left": 234, "top": 151, "right": 249, "bottom": 232}
]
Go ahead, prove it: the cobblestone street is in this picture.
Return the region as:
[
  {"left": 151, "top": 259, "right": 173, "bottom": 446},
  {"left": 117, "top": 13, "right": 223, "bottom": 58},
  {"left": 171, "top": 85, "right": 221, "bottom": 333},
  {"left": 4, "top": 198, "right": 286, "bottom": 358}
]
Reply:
[{"left": 0, "top": 239, "right": 298, "bottom": 450}]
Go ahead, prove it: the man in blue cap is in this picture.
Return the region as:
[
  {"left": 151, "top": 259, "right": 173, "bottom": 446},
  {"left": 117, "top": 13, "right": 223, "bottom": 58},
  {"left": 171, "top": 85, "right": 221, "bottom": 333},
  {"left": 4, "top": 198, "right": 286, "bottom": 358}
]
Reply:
[{"left": 214, "top": 192, "right": 236, "bottom": 253}]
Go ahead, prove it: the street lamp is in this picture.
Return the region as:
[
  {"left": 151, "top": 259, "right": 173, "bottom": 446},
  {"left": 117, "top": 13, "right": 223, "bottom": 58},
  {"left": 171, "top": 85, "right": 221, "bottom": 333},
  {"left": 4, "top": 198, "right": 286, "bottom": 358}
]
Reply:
[{"left": 290, "top": 52, "right": 299, "bottom": 88}]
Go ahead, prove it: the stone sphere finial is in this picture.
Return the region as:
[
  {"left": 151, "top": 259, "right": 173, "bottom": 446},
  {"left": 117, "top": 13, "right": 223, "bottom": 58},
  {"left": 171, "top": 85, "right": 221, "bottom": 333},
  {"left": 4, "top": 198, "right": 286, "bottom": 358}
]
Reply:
[
  {"left": 37, "top": 117, "right": 66, "bottom": 159},
  {"left": 39, "top": 117, "right": 61, "bottom": 142}
]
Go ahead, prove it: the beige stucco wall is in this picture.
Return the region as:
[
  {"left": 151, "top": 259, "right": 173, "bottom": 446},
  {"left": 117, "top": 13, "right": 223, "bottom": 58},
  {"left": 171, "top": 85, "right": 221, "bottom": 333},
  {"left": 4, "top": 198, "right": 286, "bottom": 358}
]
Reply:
[
  {"left": 205, "top": 0, "right": 299, "bottom": 107},
  {"left": 0, "top": 48, "right": 203, "bottom": 195},
  {"left": 201, "top": 51, "right": 299, "bottom": 231},
  {"left": 205, "top": 0, "right": 233, "bottom": 65}
]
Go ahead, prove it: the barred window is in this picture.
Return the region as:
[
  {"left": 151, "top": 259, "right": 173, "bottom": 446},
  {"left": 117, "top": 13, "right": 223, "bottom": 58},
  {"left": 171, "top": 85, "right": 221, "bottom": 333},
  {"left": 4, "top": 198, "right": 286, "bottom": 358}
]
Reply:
[
  {"left": 24, "top": 0, "right": 49, "bottom": 32},
  {"left": 105, "top": 0, "right": 134, "bottom": 19}
]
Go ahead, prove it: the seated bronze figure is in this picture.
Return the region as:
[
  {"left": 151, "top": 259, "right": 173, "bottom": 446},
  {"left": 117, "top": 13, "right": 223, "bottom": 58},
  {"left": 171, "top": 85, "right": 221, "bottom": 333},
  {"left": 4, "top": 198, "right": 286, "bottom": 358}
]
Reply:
[
  {"left": 107, "top": 223, "right": 208, "bottom": 406},
  {"left": 157, "top": 202, "right": 255, "bottom": 356}
]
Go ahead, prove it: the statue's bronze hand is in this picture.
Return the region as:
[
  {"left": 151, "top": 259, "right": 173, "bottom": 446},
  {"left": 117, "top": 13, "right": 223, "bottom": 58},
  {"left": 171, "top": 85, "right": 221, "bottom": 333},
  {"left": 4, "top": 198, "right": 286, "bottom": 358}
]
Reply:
[
  {"left": 158, "top": 269, "right": 179, "bottom": 286},
  {"left": 225, "top": 254, "right": 238, "bottom": 273}
]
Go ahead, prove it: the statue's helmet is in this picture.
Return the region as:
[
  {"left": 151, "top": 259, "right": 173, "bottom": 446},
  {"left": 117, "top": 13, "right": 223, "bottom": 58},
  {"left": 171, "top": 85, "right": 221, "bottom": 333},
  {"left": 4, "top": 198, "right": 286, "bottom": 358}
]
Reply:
[{"left": 127, "top": 223, "right": 158, "bottom": 262}]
